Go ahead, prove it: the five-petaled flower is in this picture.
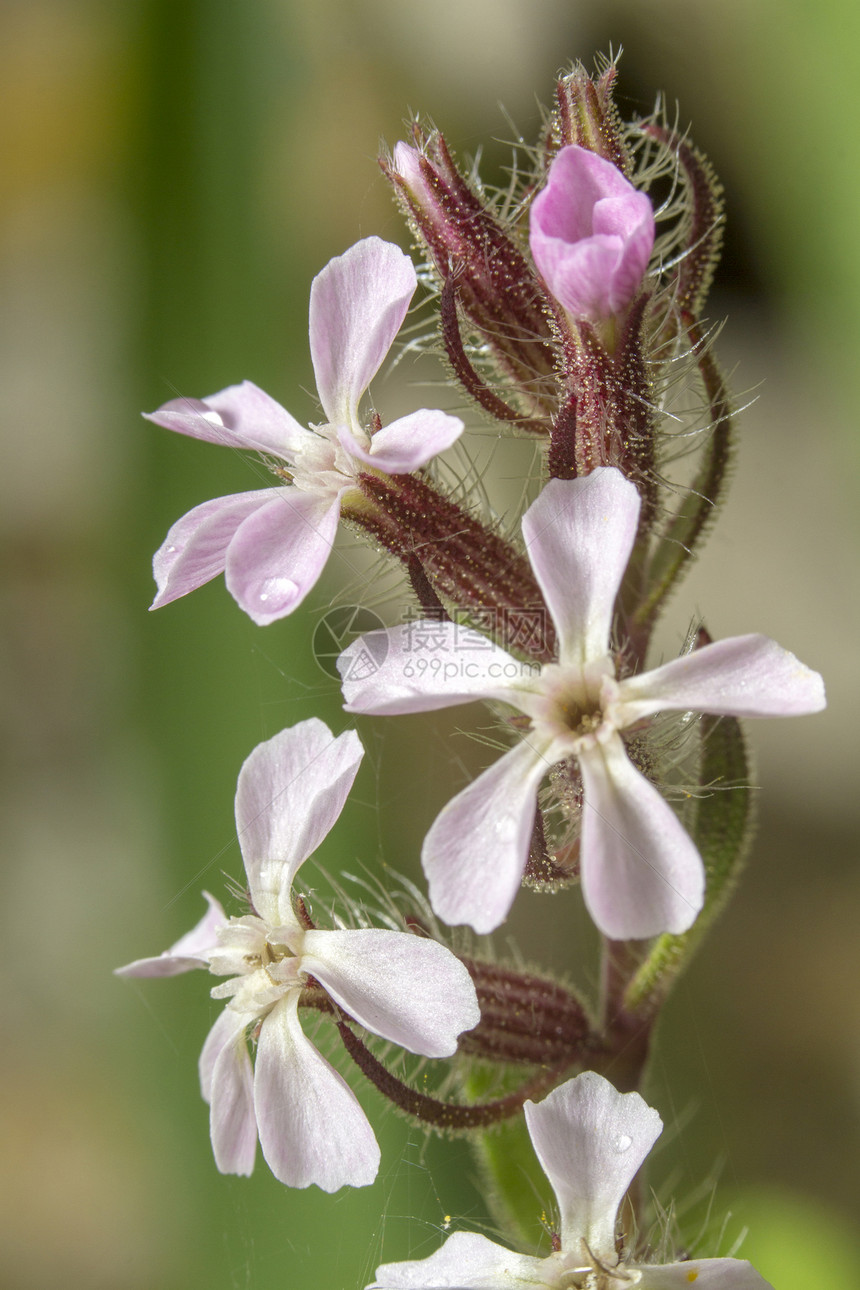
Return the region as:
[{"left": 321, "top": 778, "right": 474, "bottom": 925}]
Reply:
[
  {"left": 529, "top": 144, "right": 655, "bottom": 322},
  {"left": 367, "top": 1071, "right": 773, "bottom": 1289},
  {"left": 146, "top": 236, "right": 463, "bottom": 624},
  {"left": 116, "top": 719, "right": 480, "bottom": 1191},
  {"left": 339, "top": 468, "right": 825, "bottom": 938}
]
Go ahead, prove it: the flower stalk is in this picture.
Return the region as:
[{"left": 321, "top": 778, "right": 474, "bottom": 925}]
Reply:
[{"left": 120, "top": 54, "right": 822, "bottom": 1290}]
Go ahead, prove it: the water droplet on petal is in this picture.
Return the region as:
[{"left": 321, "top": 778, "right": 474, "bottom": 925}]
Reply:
[
  {"left": 614, "top": 1134, "right": 632, "bottom": 1153},
  {"left": 256, "top": 577, "right": 299, "bottom": 609}
]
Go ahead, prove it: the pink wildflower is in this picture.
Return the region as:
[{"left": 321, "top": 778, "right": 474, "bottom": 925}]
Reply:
[
  {"left": 117, "top": 719, "right": 479, "bottom": 1190},
  {"left": 147, "top": 237, "right": 463, "bottom": 624},
  {"left": 340, "top": 469, "right": 825, "bottom": 938}
]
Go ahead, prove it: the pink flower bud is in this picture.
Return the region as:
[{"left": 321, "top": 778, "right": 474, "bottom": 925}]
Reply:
[{"left": 529, "top": 145, "right": 655, "bottom": 321}]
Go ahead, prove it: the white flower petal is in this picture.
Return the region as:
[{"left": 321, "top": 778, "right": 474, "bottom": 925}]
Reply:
[
  {"left": 300, "top": 929, "right": 479, "bottom": 1056},
  {"left": 577, "top": 734, "right": 704, "bottom": 938},
  {"left": 199, "top": 1007, "right": 243, "bottom": 1102},
  {"left": 617, "top": 634, "right": 826, "bottom": 722},
  {"left": 234, "top": 721, "right": 364, "bottom": 925},
  {"left": 201, "top": 380, "right": 312, "bottom": 458},
  {"left": 224, "top": 489, "right": 342, "bottom": 626},
  {"left": 115, "top": 891, "right": 225, "bottom": 978},
  {"left": 151, "top": 489, "right": 275, "bottom": 610},
  {"left": 254, "top": 992, "right": 379, "bottom": 1191},
  {"left": 369, "top": 1231, "right": 550, "bottom": 1289},
  {"left": 309, "top": 237, "right": 416, "bottom": 428},
  {"left": 525, "top": 1072, "right": 662, "bottom": 1262},
  {"left": 339, "top": 410, "right": 464, "bottom": 475},
  {"left": 205, "top": 1011, "right": 257, "bottom": 1176},
  {"left": 423, "top": 739, "right": 550, "bottom": 934},
  {"left": 340, "top": 621, "right": 532, "bottom": 715},
  {"left": 521, "top": 471, "right": 640, "bottom": 667},
  {"left": 638, "top": 1258, "right": 774, "bottom": 1288},
  {"left": 145, "top": 382, "right": 309, "bottom": 458}
]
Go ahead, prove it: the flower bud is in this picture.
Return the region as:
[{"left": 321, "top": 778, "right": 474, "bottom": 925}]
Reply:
[
  {"left": 529, "top": 145, "right": 654, "bottom": 322},
  {"left": 552, "top": 60, "right": 627, "bottom": 170},
  {"left": 382, "top": 130, "right": 556, "bottom": 423}
]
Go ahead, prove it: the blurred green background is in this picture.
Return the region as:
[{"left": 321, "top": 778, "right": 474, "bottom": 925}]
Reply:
[{"left": 1, "top": 1, "right": 858, "bottom": 1287}]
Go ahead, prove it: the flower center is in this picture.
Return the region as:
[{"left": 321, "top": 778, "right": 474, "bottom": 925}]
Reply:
[
  {"left": 207, "top": 915, "right": 305, "bottom": 1009},
  {"left": 555, "top": 1253, "right": 641, "bottom": 1289},
  {"left": 529, "top": 663, "right": 608, "bottom": 747}
]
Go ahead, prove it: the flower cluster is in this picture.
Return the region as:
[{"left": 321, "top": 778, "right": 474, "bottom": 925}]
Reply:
[{"left": 120, "top": 57, "right": 821, "bottom": 1287}]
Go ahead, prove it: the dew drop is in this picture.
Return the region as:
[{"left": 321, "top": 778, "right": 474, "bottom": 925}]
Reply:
[
  {"left": 613, "top": 1133, "right": 632, "bottom": 1153},
  {"left": 257, "top": 576, "right": 299, "bottom": 607}
]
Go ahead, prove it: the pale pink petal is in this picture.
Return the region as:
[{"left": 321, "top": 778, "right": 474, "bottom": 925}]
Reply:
[
  {"left": 536, "top": 233, "right": 629, "bottom": 321},
  {"left": 423, "top": 739, "right": 551, "bottom": 934},
  {"left": 577, "top": 733, "right": 704, "bottom": 938},
  {"left": 115, "top": 891, "right": 225, "bottom": 978},
  {"left": 145, "top": 381, "right": 310, "bottom": 459},
  {"left": 521, "top": 472, "right": 640, "bottom": 667},
  {"left": 224, "top": 488, "right": 342, "bottom": 626},
  {"left": 530, "top": 146, "right": 654, "bottom": 319},
  {"left": 201, "top": 381, "right": 311, "bottom": 458},
  {"left": 300, "top": 929, "right": 479, "bottom": 1056},
  {"left": 234, "top": 721, "right": 364, "bottom": 925},
  {"left": 309, "top": 237, "right": 417, "bottom": 427},
  {"left": 537, "top": 147, "right": 642, "bottom": 240},
  {"left": 339, "top": 410, "right": 464, "bottom": 474},
  {"left": 203, "top": 1011, "right": 257, "bottom": 1175},
  {"left": 254, "top": 992, "right": 379, "bottom": 1191},
  {"left": 199, "top": 1007, "right": 246, "bottom": 1100},
  {"left": 369, "top": 1231, "right": 549, "bottom": 1289},
  {"left": 525, "top": 1072, "right": 662, "bottom": 1260},
  {"left": 617, "top": 634, "right": 826, "bottom": 722},
  {"left": 151, "top": 489, "right": 274, "bottom": 610},
  {"left": 603, "top": 212, "right": 655, "bottom": 315},
  {"left": 339, "top": 621, "right": 532, "bottom": 715},
  {"left": 639, "top": 1259, "right": 774, "bottom": 1289}
]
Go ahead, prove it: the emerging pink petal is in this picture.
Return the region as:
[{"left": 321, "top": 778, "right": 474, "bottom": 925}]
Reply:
[
  {"left": 522, "top": 471, "right": 640, "bottom": 667},
  {"left": 617, "top": 633, "right": 826, "bottom": 722},
  {"left": 151, "top": 489, "right": 274, "bottom": 610},
  {"left": 254, "top": 993, "right": 380, "bottom": 1191},
  {"left": 525, "top": 1072, "right": 661, "bottom": 1260},
  {"left": 115, "top": 891, "right": 225, "bottom": 978},
  {"left": 577, "top": 733, "right": 704, "bottom": 938},
  {"left": 339, "top": 409, "right": 464, "bottom": 475},
  {"left": 224, "top": 488, "right": 342, "bottom": 626},
  {"left": 369, "top": 1230, "right": 547, "bottom": 1289},
  {"left": 530, "top": 145, "right": 654, "bottom": 319},
  {"left": 309, "top": 237, "right": 417, "bottom": 428},
  {"left": 300, "top": 928, "right": 480, "bottom": 1056},
  {"left": 234, "top": 721, "right": 363, "bottom": 925},
  {"left": 422, "top": 740, "right": 551, "bottom": 934}
]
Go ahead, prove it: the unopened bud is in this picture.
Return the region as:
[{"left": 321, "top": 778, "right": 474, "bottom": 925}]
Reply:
[
  {"left": 382, "top": 130, "right": 556, "bottom": 422},
  {"left": 530, "top": 145, "right": 654, "bottom": 322}
]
